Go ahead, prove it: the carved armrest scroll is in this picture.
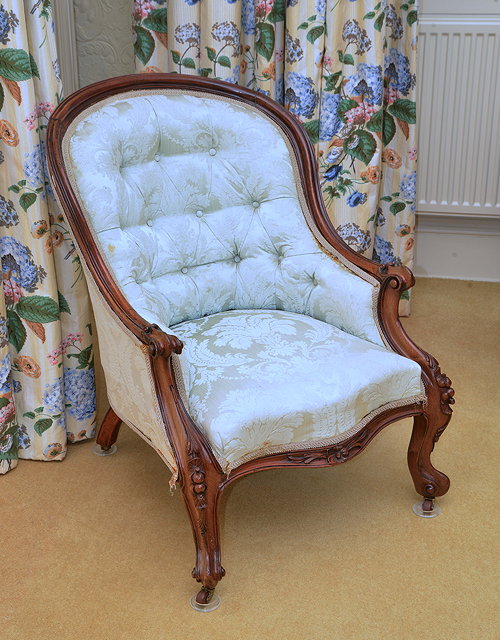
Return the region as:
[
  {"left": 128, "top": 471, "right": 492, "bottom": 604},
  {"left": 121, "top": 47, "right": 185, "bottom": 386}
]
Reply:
[{"left": 142, "top": 323, "right": 183, "bottom": 358}]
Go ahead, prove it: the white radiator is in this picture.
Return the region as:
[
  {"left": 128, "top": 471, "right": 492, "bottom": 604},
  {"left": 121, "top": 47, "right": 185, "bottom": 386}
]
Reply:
[{"left": 417, "top": 6, "right": 500, "bottom": 218}]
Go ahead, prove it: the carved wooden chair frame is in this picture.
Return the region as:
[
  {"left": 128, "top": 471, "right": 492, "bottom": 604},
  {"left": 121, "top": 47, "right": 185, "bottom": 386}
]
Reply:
[{"left": 47, "top": 74, "right": 454, "bottom": 609}]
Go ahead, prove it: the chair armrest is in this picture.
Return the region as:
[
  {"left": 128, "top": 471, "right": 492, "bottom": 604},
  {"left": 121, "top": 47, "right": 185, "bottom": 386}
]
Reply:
[
  {"left": 298, "top": 238, "right": 413, "bottom": 350},
  {"left": 141, "top": 323, "right": 184, "bottom": 358}
]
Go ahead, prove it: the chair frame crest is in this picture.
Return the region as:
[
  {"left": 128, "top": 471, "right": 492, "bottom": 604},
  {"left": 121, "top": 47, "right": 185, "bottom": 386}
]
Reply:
[{"left": 47, "top": 74, "right": 454, "bottom": 607}]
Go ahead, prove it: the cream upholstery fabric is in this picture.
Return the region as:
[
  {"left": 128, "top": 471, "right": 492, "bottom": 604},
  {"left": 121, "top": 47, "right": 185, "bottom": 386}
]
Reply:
[
  {"left": 67, "top": 92, "right": 384, "bottom": 347},
  {"left": 172, "top": 310, "right": 424, "bottom": 472},
  {"left": 63, "top": 90, "right": 424, "bottom": 475},
  {"left": 85, "top": 272, "right": 177, "bottom": 476}
]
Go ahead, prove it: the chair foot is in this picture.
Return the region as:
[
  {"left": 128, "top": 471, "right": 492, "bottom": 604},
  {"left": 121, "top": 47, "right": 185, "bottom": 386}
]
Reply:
[
  {"left": 412, "top": 498, "right": 441, "bottom": 518},
  {"left": 96, "top": 407, "right": 122, "bottom": 450},
  {"left": 408, "top": 413, "right": 450, "bottom": 500},
  {"left": 93, "top": 443, "right": 118, "bottom": 456},
  {"left": 190, "top": 587, "right": 221, "bottom": 612}
]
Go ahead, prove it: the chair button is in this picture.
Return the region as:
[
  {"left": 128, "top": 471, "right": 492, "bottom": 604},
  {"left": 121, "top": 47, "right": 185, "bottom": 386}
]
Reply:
[
  {"left": 181, "top": 267, "right": 188, "bottom": 274},
  {"left": 146, "top": 219, "right": 153, "bottom": 227},
  {"left": 195, "top": 210, "right": 203, "bottom": 218},
  {"left": 154, "top": 154, "right": 160, "bottom": 162},
  {"left": 209, "top": 148, "right": 217, "bottom": 156},
  {"left": 234, "top": 255, "right": 241, "bottom": 263},
  {"left": 252, "top": 201, "right": 260, "bottom": 208}
]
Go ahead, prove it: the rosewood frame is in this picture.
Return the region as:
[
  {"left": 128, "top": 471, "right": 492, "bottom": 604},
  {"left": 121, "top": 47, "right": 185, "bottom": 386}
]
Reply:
[{"left": 46, "top": 74, "right": 454, "bottom": 606}]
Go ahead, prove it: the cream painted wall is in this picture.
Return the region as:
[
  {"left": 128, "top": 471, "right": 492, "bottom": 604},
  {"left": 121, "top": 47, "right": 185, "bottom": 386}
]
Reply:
[
  {"left": 73, "top": 0, "right": 135, "bottom": 87},
  {"left": 53, "top": 0, "right": 135, "bottom": 94},
  {"left": 420, "top": 0, "right": 499, "bottom": 15}
]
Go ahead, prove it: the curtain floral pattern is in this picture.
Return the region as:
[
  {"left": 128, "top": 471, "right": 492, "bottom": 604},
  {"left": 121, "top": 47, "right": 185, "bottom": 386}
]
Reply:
[
  {"left": 133, "top": 0, "right": 418, "bottom": 314},
  {"left": 0, "top": 1, "right": 96, "bottom": 473}
]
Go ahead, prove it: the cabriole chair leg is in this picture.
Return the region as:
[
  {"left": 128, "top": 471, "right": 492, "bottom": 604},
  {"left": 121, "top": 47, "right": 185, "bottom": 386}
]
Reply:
[
  {"left": 93, "top": 407, "right": 122, "bottom": 456},
  {"left": 181, "top": 451, "right": 225, "bottom": 612},
  {"left": 408, "top": 413, "right": 450, "bottom": 518},
  {"left": 187, "top": 482, "right": 225, "bottom": 612}
]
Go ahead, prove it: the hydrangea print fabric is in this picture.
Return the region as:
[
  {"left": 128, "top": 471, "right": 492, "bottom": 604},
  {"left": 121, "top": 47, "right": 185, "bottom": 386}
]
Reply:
[
  {"left": 0, "top": 1, "right": 96, "bottom": 473},
  {"left": 134, "top": 0, "right": 418, "bottom": 315}
]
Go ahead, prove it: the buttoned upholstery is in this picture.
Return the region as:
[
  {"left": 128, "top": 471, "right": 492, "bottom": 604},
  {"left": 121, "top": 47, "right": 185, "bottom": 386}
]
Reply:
[
  {"left": 64, "top": 91, "right": 424, "bottom": 474},
  {"left": 67, "top": 92, "right": 384, "bottom": 346}
]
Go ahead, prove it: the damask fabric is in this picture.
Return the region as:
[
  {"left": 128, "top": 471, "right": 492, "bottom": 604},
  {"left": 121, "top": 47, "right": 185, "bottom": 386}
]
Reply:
[
  {"left": 133, "top": 0, "right": 418, "bottom": 316},
  {"left": 67, "top": 92, "right": 384, "bottom": 347},
  {"left": 0, "top": 2, "right": 96, "bottom": 473},
  {"left": 172, "top": 309, "right": 424, "bottom": 472}
]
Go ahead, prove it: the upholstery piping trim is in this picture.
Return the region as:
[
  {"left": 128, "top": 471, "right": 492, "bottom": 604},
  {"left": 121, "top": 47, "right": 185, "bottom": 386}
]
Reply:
[{"left": 225, "top": 393, "right": 427, "bottom": 474}]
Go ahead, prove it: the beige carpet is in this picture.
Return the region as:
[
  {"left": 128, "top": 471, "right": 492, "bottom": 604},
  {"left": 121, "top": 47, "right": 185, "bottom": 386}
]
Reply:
[{"left": 1, "top": 279, "right": 498, "bottom": 640}]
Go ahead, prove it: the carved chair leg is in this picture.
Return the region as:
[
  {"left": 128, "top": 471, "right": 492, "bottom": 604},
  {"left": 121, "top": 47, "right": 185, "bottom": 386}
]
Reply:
[
  {"left": 95, "top": 407, "right": 122, "bottom": 452},
  {"left": 181, "top": 450, "right": 225, "bottom": 611},
  {"left": 408, "top": 412, "right": 450, "bottom": 514}
]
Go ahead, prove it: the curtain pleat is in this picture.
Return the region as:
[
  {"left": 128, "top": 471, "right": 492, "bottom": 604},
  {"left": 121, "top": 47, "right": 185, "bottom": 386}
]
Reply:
[{"left": 0, "top": 1, "right": 97, "bottom": 474}]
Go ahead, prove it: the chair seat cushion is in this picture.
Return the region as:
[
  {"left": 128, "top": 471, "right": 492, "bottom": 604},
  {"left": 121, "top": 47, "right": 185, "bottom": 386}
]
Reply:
[{"left": 172, "top": 310, "right": 424, "bottom": 472}]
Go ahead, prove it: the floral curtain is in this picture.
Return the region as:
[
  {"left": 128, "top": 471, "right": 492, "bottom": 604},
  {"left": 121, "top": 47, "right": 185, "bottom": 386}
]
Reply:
[
  {"left": 0, "top": 1, "right": 96, "bottom": 474},
  {"left": 133, "top": 0, "right": 418, "bottom": 314}
]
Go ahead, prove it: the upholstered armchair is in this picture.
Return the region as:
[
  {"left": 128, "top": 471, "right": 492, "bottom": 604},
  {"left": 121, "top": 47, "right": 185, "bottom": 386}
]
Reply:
[{"left": 47, "top": 74, "right": 454, "bottom": 611}]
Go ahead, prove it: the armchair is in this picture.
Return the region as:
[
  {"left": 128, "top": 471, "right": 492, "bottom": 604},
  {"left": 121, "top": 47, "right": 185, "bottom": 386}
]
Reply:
[{"left": 47, "top": 74, "right": 454, "bottom": 611}]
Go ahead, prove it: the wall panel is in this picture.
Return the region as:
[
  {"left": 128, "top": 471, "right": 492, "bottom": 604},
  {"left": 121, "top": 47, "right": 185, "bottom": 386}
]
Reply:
[{"left": 72, "top": 0, "right": 135, "bottom": 88}]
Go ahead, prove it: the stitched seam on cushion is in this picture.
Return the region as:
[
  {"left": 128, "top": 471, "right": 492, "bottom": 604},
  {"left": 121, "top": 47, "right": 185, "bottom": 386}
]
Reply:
[
  {"left": 187, "top": 272, "right": 203, "bottom": 319},
  {"left": 198, "top": 213, "right": 240, "bottom": 260},
  {"left": 233, "top": 206, "right": 257, "bottom": 256},
  {"left": 255, "top": 209, "right": 280, "bottom": 255},
  {"left": 141, "top": 249, "right": 328, "bottom": 282},
  {"left": 123, "top": 171, "right": 160, "bottom": 223},
  {"left": 225, "top": 393, "right": 427, "bottom": 474}
]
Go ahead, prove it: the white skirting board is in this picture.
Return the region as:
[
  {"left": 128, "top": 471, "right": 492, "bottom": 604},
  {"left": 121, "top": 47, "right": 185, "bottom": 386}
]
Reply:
[{"left": 414, "top": 215, "right": 500, "bottom": 281}]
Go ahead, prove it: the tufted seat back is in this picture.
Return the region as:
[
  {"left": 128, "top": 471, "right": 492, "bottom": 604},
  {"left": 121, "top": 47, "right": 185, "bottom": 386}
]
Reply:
[{"left": 66, "top": 91, "right": 383, "bottom": 346}]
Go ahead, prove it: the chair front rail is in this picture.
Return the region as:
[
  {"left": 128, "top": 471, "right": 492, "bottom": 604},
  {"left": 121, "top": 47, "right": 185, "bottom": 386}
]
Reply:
[
  {"left": 219, "top": 401, "right": 425, "bottom": 487},
  {"left": 46, "top": 73, "right": 454, "bottom": 607}
]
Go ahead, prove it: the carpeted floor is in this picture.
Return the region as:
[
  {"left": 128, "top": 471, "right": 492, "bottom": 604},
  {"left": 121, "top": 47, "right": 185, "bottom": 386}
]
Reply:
[{"left": 2, "top": 278, "right": 499, "bottom": 640}]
